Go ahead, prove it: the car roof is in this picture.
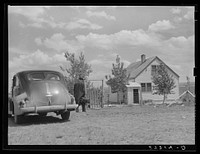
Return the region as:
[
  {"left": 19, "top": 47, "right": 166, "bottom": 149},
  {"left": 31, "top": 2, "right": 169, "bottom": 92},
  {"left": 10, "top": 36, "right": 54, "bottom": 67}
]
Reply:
[
  {"left": 16, "top": 70, "right": 62, "bottom": 76},
  {"left": 13, "top": 70, "right": 67, "bottom": 92}
]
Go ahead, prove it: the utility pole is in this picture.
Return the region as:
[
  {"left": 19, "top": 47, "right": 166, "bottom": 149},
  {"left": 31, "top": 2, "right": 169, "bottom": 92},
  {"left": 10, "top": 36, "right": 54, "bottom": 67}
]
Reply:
[
  {"left": 186, "top": 76, "right": 190, "bottom": 91},
  {"left": 101, "top": 79, "right": 104, "bottom": 108},
  {"left": 186, "top": 76, "right": 190, "bottom": 103}
]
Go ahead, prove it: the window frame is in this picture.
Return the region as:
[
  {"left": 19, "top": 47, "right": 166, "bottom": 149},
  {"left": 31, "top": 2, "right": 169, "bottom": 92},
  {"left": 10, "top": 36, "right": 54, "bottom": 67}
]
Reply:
[
  {"left": 141, "top": 82, "right": 152, "bottom": 92},
  {"left": 141, "top": 83, "right": 146, "bottom": 92},
  {"left": 12, "top": 75, "right": 22, "bottom": 96},
  {"left": 151, "top": 65, "right": 157, "bottom": 75},
  {"left": 27, "top": 72, "right": 45, "bottom": 81},
  {"left": 45, "top": 73, "right": 61, "bottom": 81},
  {"left": 146, "top": 83, "right": 152, "bottom": 92},
  {"left": 12, "top": 75, "right": 20, "bottom": 87}
]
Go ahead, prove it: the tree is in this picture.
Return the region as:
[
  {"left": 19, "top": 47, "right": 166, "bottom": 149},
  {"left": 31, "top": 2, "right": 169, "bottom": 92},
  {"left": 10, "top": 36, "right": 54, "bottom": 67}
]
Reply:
[
  {"left": 60, "top": 51, "right": 92, "bottom": 94},
  {"left": 152, "top": 63, "right": 176, "bottom": 104},
  {"left": 105, "top": 55, "right": 130, "bottom": 104}
]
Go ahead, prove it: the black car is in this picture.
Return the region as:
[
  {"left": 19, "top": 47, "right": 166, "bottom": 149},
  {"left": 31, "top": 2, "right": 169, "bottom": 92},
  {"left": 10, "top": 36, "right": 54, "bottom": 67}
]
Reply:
[{"left": 8, "top": 70, "right": 78, "bottom": 124}]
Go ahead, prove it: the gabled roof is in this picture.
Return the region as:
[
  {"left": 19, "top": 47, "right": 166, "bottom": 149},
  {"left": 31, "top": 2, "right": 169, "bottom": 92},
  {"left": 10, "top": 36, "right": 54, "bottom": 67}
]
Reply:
[
  {"left": 126, "top": 56, "right": 179, "bottom": 79},
  {"left": 178, "top": 90, "right": 195, "bottom": 98}
]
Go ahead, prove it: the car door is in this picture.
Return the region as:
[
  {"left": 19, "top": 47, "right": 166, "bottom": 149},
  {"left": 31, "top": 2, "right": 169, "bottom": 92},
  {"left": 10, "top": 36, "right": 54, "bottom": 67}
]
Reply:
[{"left": 11, "top": 75, "right": 23, "bottom": 114}]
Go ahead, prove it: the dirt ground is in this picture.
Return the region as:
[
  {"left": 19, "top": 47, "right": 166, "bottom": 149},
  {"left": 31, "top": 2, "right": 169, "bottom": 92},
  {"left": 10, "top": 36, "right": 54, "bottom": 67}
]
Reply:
[{"left": 8, "top": 104, "right": 195, "bottom": 145}]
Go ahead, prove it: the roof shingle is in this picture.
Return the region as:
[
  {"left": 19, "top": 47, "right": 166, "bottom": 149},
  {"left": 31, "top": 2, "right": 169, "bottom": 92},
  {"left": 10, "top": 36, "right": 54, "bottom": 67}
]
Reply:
[
  {"left": 126, "top": 56, "right": 156, "bottom": 79},
  {"left": 126, "top": 56, "right": 179, "bottom": 79}
]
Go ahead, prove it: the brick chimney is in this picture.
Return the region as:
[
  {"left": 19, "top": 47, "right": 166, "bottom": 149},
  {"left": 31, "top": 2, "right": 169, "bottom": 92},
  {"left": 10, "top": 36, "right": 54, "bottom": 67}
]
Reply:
[{"left": 141, "top": 54, "right": 146, "bottom": 63}]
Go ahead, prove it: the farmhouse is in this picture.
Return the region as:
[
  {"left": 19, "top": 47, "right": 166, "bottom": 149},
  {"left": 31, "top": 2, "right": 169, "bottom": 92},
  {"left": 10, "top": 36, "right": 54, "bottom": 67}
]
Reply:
[{"left": 125, "top": 54, "right": 179, "bottom": 105}]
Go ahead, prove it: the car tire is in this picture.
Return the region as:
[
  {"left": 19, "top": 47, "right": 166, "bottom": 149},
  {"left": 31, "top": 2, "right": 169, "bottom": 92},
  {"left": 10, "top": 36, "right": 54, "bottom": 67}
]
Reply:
[
  {"left": 39, "top": 113, "right": 47, "bottom": 117},
  {"left": 61, "top": 111, "right": 70, "bottom": 121},
  {"left": 8, "top": 114, "right": 13, "bottom": 118},
  {"left": 14, "top": 114, "right": 23, "bottom": 124},
  {"left": 8, "top": 101, "right": 14, "bottom": 118}
]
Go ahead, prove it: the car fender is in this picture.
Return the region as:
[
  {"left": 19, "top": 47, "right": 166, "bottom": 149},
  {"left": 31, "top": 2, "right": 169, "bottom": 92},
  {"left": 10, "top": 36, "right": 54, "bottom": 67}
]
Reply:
[{"left": 13, "top": 92, "right": 27, "bottom": 115}]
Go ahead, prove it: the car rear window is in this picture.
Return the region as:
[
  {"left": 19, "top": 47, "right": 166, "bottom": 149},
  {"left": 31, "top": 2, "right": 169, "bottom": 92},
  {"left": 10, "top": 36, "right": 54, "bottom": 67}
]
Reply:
[
  {"left": 27, "top": 72, "right": 61, "bottom": 81},
  {"left": 27, "top": 73, "right": 45, "bottom": 81},
  {"left": 45, "top": 73, "right": 60, "bottom": 81}
]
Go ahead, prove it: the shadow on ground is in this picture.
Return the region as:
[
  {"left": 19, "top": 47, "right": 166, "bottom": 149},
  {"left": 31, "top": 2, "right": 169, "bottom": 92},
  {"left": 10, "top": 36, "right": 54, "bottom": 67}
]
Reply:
[{"left": 8, "top": 115, "right": 69, "bottom": 127}]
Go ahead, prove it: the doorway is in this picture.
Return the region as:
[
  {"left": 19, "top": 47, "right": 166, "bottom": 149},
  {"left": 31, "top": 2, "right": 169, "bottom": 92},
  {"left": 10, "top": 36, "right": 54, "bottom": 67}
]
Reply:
[{"left": 133, "top": 89, "right": 139, "bottom": 104}]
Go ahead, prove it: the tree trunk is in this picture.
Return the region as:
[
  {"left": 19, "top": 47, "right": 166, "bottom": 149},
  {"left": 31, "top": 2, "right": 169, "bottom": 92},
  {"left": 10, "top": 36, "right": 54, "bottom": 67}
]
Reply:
[
  {"left": 162, "top": 93, "right": 166, "bottom": 104},
  {"left": 117, "top": 92, "right": 120, "bottom": 104}
]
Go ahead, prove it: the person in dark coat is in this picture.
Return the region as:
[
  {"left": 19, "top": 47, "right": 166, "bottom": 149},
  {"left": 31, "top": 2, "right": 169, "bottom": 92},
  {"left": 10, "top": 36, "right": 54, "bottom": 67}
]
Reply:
[{"left": 74, "top": 77, "right": 86, "bottom": 112}]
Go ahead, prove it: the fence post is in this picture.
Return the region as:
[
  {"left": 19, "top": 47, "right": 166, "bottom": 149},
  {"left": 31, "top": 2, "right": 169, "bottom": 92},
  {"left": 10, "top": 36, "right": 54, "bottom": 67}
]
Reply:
[
  {"left": 101, "top": 80, "right": 104, "bottom": 108},
  {"left": 94, "top": 89, "right": 96, "bottom": 108},
  {"left": 86, "top": 79, "right": 105, "bottom": 109}
]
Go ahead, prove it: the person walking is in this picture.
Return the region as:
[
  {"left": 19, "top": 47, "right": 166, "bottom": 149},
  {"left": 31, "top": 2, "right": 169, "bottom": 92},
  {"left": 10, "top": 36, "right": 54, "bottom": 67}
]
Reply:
[{"left": 74, "top": 77, "right": 86, "bottom": 112}]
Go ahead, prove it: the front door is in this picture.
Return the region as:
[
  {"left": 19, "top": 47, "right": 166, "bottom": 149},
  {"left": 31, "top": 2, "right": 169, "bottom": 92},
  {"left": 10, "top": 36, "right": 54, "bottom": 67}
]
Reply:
[{"left": 133, "top": 89, "right": 139, "bottom": 104}]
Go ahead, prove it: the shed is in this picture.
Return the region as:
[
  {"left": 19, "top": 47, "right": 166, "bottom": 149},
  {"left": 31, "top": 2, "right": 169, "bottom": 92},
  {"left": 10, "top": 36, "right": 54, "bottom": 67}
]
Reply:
[{"left": 178, "top": 90, "right": 195, "bottom": 105}]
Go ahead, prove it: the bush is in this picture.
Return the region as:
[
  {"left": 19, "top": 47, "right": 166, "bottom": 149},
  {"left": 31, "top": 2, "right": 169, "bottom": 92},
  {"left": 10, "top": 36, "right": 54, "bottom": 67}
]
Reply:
[{"left": 142, "top": 99, "right": 153, "bottom": 105}]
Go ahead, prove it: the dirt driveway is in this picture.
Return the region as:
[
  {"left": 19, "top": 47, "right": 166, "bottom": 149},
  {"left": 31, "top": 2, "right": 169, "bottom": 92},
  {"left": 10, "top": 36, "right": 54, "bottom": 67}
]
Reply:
[{"left": 8, "top": 105, "right": 195, "bottom": 145}]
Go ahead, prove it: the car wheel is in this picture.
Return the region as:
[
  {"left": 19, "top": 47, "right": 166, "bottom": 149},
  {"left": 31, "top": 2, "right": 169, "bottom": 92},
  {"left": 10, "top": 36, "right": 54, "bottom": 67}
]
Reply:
[
  {"left": 8, "top": 114, "right": 13, "bottom": 118},
  {"left": 61, "top": 111, "right": 70, "bottom": 121},
  {"left": 39, "top": 113, "right": 47, "bottom": 117},
  {"left": 14, "top": 114, "right": 23, "bottom": 124},
  {"left": 8, "top": 101, "right": 14, "bottom": 118}
]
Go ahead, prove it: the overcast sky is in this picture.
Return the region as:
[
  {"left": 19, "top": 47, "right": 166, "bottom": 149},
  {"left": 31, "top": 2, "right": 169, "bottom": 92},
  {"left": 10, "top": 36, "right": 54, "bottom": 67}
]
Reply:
[{"left": 8, "top": 5, "right": 195, "bottom": 90}]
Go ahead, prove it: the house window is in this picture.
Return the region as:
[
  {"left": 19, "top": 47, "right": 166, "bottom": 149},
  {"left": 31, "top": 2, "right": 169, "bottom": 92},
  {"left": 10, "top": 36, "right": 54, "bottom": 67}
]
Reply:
[
  {"left": 147, "top": 83, "right": 152, "bottom": 92},
  {"left": 151, "top": 65, "right": 162, "bottom": 76},
  {"left": 141, "top": 83, "right": 146, "bottom": 92},
  {"left": 141, "top": 83, "right": 152, "bottom": 92},
  {"left": 151, "top": 65, "right": 157, "bottom": 75},
  {"left": 151, "top": 65, "right": 159, "bottom": 75}
]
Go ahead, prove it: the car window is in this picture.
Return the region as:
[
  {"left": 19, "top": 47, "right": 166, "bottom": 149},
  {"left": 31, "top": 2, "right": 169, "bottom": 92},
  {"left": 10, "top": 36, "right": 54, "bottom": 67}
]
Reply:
[
  {"left": 16, "top": 76, "right": 20, "bottom": 86},
  {"left": 27, "top": 73, "right": 45, "bottom": 81},
  {"left": 45, "top": 73, "right": 60, "bottom": 81},
  {"left": 12, "top": 76, "right": 20, "bottom": 87},
  {"left": 12, "top": 76, "right": 16, "bottom": 87},
  {"left": 12, "top": 75, "right": 22, "bottom": 96}
]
